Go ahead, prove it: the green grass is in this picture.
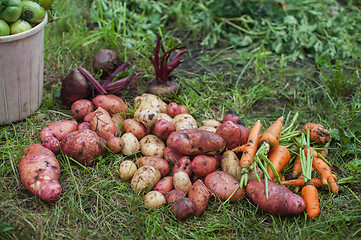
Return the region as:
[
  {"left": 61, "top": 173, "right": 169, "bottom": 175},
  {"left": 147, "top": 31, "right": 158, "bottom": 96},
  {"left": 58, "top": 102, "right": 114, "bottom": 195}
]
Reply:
[{"left": 1, "top": 0, "right": 361, "bottom": 239}]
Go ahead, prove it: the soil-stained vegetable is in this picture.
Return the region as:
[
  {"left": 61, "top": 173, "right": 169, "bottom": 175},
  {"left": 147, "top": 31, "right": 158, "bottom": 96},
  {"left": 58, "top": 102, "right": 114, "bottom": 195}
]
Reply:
[
  {"left": 167, "top": 129, "right": 226, "bottom": 156},
  {"left": 134, "top": 93, "right": 167, "bottom": 113},
  {"left": 123, "top": 118, "right": 147, "bottom": 140},
  {"left": 221, "top": 150, "right": 242, "bottom": 181},
  {"left": 130, "top": 166, "right": 161, "bottom": 193},
  {"left": 40, "top": 120, "right": 78, "bottom": 153},
  {"left": 60, "top": 129, "right": 107, "bottom": 166},
  {"left": 191, "top": 155, "right": 218, "bottom": 178},
  {"left": 120, "top": 133, "right": 140, "bottom": 156},
  {"left": 60, "top": 68, "right": 90, "bottom": 106},
  {"left": 71, "top": 99, "right": 94, "bottom": 121},
  {"left": 19, "top": 144, "right": 62, "bottom": 202},
  {"left": 153, "top": 119, "right": 175, "bottom": 140},
  {"left": 139, "top": 135, "right": 165, "bottom": 158},
  {"left": 172, "top": 156, "right": 192, "bottom": 176},
  {"left": 204, "top": 171, "right": 245, "bottom": 202},
  {"left": 167, "top": 102, "right": 181, "bottom": 118},
  {"left": 215, "top": 121, "right": 243, "bottom": 149},
  {"left": 246, "top": 179, "right": 306, "bottom": 216},
  {"left": 164, "top": 146, "right": 183, "bottom": 166},
  {"left": 134, "top": 108, "right": 159, "bottom": 129},
  {"left": 171, "top": 198, "right": 197, "bottom": 221},
  {"left": 136, "top": 156, "right": 170, "bottom": 177},
  {"left": 92, "top": 94, "right": 128, "bottom": 114},
  {"left": 154, "top": 176, "right": 174, "bottom": 195},
  {"left": 173, "top": 171, "right": 192, "bottom": 193},
  {"left": 165, "top": 189, "right": 186, "bottom": 204},
  {"left": 221, "top": 111, "right": 241, "bottom": 124},
  {"left": 200, "top": 119, "right": 221, "bottom": 129},
  {"left": 92, "top": 49, "right": 120, "bottom": 78},
  {"left": 119, "top": 160, "right": 137, "bottom": 181},
  {"left": 302, "top": 123, "right": 330, "bottom": 145},
  {"left": 172, "top": 114, "right": 197, "bottom": 131},
  {"left": 144, "top": 191, "right": 166, "bottom": 209},
  {"left": 188, "top": 179, "right": 211, "bottom": 216}
]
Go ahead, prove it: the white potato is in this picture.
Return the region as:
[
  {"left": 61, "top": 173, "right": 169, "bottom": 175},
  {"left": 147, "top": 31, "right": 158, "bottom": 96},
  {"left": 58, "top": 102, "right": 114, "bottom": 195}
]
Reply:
[
  {"left": 174, "top": 120, "right": 197, "bottom": 131},
  {"left": 134, "top": 108, "right": 159, "bottom": 129},
  {"left": 171, "top": 114, "right": 197, "bottom": 126},
  {"left": 173, "top": 171, "right": 192, "bottom": 193},
  {"left": 131, "top": 166, "right": 161, "bottom": 193},
  {"left": 144, "top": 190, "right": 166, "bottom": 209},
  {"left": 119, "top": 160, "right": 137, "bottom": 181},
  {"left": 139, "top": 135, "right": 165, "bottom": 158},
  {"left": 198, "top": 125, "right": 217, "bottom": 133},
  {"left": 134, "top": 93, "right": 167, "bottom": 113},
  {"left": 200, "top": 119, "right": 221, "bottom": 129},
  {"left": 221, "top": 150, "right": 242, "bottom": 181},
  {"left": 157, "top": 113, "right": 173, "bottom": 123},
  {"left": 120, "top": 132, "right": 140, "bottom": 156}
]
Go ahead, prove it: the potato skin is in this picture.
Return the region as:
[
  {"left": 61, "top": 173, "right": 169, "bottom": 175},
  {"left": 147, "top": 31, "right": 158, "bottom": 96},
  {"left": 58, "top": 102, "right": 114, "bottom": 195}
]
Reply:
[
  {"left": 167, "top": 102, "right": 181, "bottom": 118},
  {"left": 165, "top": 189, "right": 186, "bottom": 204},
  {"left": 144, "top": 191, "right": 166, "bottom": 209},
  {"left": 172, "top": 156, "right": 192, "bottom": 177},
  {"left": 153, "top": 119, "right": 175, "bottom": 140},
  {"left": 71, "top": 99, "right": 94, "bottom": 121},
  {"left": 173, "top": 171, "right": 192, "bottom": 193},
  {"left": 204, "top": 171, "right": 246, "bottom": 202},
  {"left": 171, "top": 198, "right": 197, "bottom": 221},
  {"left": 92, "top": 94, "right": 128, "bottom": 114},
  {"left": 215, "top": 121, "right": 243, "bottom": 150},
  {"left": 136, "top": 156, "right": 170, "bottom": 177},
  {"left": 191, "top": 155, "right": 218, "bottom": 178},
  {"left": 134, "top": 93, "right": 167, "bottom": 113},
  {"left": 188, "top": 179, "right": 211, "bottom": 216},
  {"left": 120, "top": 132, "right": 140, "bottom": 156},
  {"left": 130, "top": 166, "right": 161, "bottom": 193},
  {"left": 167, "top": 129, "right": 226, "bottom": 156},
  {"left": 134, "top": 108, "right": 159, "bottom": 129},
  {"left": 154, "top": 176, "right": 174, "bottom": 195},
  {"left": 19, "top": 144, "right": 62, "bottom": 202},
  {"left": 123, "top": 118, "right": 147, "bottom": 140},
  {"left": 221, "top": 150, "right": 242, "bottom": 181},
  {"left": 163, "top": 146, "right": 184, "bottom": 166},
  {"left": 119, "top": 160, "right": 137, "bottom": 181},
  {"left": 246, "top": 179, "right": 306, "bottom": 216},
  {"left": 60, "top": 129, "right": 107, "bottom": 166},
  {"left": 139, "top": 135, "right": 166, "bottom": 158}
]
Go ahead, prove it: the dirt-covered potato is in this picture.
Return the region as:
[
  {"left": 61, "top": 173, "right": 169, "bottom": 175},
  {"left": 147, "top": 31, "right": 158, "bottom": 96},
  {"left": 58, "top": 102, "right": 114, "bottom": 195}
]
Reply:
[
  {"left": 71, "top": 99, "right": 94, "bottom": 121},
  {"left": 123, "top": 118, "right": 147, "bottom": 140},
  {"left": 134, "top": 108, "right": 159, "bottom": 129},
  {"left": 134, "top": 93, "right": 167, "bottom": 113},
  {"left": 188, "top": 179, "right": 211, "bottom": 216},
  {"left": 215, "top": 121, "right": 243, "bottom": 150},
  {"left": 191, "top": 155, "right": 218, "bottom": 178},
  {"left": 154, "top": 176, "right": 174, "bottom": 195},
  {"left": 165, "top": 189, "right": 186, "bottom": 205},
  {"left": 60, "top": 129, "right": 107, "bottom": 166},
  {"left": 144, "top": 191, "right": 166, "bottom": 209},
  {"left": 139, "top": 135, "right": 166, "bottom": 158},
  {"left": 136, "top": 156, "right": 170, "bottom": 177},
  {"left": 119, "top": 160, "right": 137, "bottom": 181},
  {"left": 171, "top": 198, "right": 197, "bottom": 221},
  {"left": 167, "top": 129, "right": 226, "bottom": 156},
  {"left": 167, "top": 102, "right": 181, "bottom": 118},
  {"left": 173, "top": 171, "right": 192, "bottom": 193},
  {"left": 198, "top": 125, "right": 217, "bottom": 133},
  {"left": 172, "top": 156, "right": 193, "bottom": 177},
  {"left": 204, "top": 171, "right": 246, "bottom": 203},
  {"left": 172, "top": 114, "right": 197, "bottom": 131},
  {"left": 221, "top": 150, "right": 242, "bottom": 181},
  {"left": 120, "top": 132, "right": 140, "bottom": 156},
  {"left": 92, "top": 94, "right": 128, "bottom": 114},
  {"left": 131, "top": 166, "right": 161, "bottom": 193},
  {"left": 200, "top": 119, "right": 221, "bottom": 129},
  {"left": 157, "top": 113, "right": 173, "bottom": 123},
  {"left": 153, "top": 119, "right": 175, "bottom": 140},
  {"left": 221, "top": 112, "right": 241, "bottom": 124},
  {"left": 164, "top": 147, "right": 184, "bottom": 166}
]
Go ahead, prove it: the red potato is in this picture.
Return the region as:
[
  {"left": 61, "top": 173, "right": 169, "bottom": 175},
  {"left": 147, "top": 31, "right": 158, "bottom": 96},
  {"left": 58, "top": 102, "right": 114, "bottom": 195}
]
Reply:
[
  {"left": 123, "top": 118, "right": 147, "bottom": 140},
  {"left": 154, "top": 176, "right": 174, "bottom": 195},
  {"left": 92, "top": 94, "right": 128, "bottom": 114},
  {"left": 78, "top": 122, "right": 91, "bottom": 130},
  {"left": 83, "top": 111, "right": 95, "bottom": 122},
  {"left": 60, "top": 129, "right": 107, "bottom": 166},
  {"left": 136, "top": 156, "right": 170, "bottom": 177},
  {"left": 40, "top": 120, "right": 78, "bottom": 153},
  {"left": 167, "top": 102, "right": 181, "bottom": 118},
  {"left": 191, "top": 155, "right": 218, "bottom": 178},
  {"left": 188, "top": 179, "right": 211, "bottom": 216},
  {"left": 215, "top": 121, "right": 243, "bottom": 150},
  {"left": 165, "top": 189, "right": 186, "bottom": 204},
  {"left": 246, "top": 179, "right": 306, "bottom": 216},
  {"left": 221, "top": 112, "right": 241, "bottom": 124},
  {"left": 204, "top": 171, "right": 246, "bottom": 203},
  {"left": 178, "top": 105, "right": 189, "bottom": 114},
  {"left": 164, "top": 146, "right": 184, "bottom": 166},
  {"left": 167, "top": 129, "right": 226, "bottom": 156},
  {"left": 171, "top": 198, "right": 197, "bottom": 221},
  {"left": 19, "top": 144, "right": 62, "bottom": 202},
  {"left": 172, "top": 156, "right": 193, "bottom": 177},
  {"left": 153, "top": 119, "right": 175, "bottom": 140},
  {"left": 238, "top": 124, "right": 250, "bottom": 146},
  {"left": 71, "top": 99, "right": 94, "bottom": 121}
]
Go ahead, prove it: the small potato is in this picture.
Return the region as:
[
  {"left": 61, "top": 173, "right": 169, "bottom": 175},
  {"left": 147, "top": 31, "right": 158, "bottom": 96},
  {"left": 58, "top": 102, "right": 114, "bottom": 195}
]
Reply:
[
  {"left": 71, "top": 99, "right": 94, "bottom": 121},
  {"left": 171, "top": 198, "right": 196, "bottom": 221},
  {"left": 134, "top": 93, "right": 167, "bottom": 113},
  {"left": 139, "top": 135, "right": 166, "bottom": 158},
  {"left": 78, "top": 122, "right": 91, "bottom": 130},
  {"left": 130, "top": 166, "right": 161, "bottom": 193},
  {"left": 136, "top": 156, "right": 170, "bottom": 177},
  {"left": 144, "top": 191, "right": 166, "bottom": 209},
  {"left": 165, "top": 189, "right": 186, "bottom": 204},
  {"left": 174, "top": 120, "right": 198, "bottom": 131},
  {"left": 171, "top": 114, "right": 197, "bottom": 127},
  {"left": 123, "top": 118, "right": 147, "bottom": 140},
  {"left": 134, "top": 108, "right": 158, "bottom": 129},
  {"left": 172, "top": 156, "right": 192, "bottom": 177},
  {"left": 164, "top": 147, "right": 184, "bottom": 166},
  {"left": 198, "top": 126, "right": 217, "bottom": 133},
  {"left": 221, "top": 112, "right": 241, "bottom": 124},
  {"left": 120, "top": 133, "right": 140, "bottom": 156},
  {"left": 188, "top": 179, "right": 211, "bottom": 216},
  {"left": 92, "top": 94, "right": 128, "bottom": 114},
  {"left": 204, "top": 171, "right": 246, "bottom": 203},
  {"left": 191, "top": 155, "right": 218, "bottom": 178},
  {"left": 167, "top": 102, "right": 181, "bottom": 118},
  {"left": 215, "top": 121, "right": 243, "bottom": 150},
  {"left": 154, "top": 176, "right": 174, "bottom": 195},
  {"left": 157, "top": 113, "right": 173, "bottom": 123},
  {"left": 153, "top": 119, "right": 175, "bottom": 140},
  {"left": 173, "top": 171, "right": 192, "bottom": 193},
  {"left": 178, "top": 105, "right": 189, "bottom": 114},
  {"left": 221, "top": 150, "right": 242, "bottom": 181},
  {"left": 119, "top": 160, "right": 137, "bottom": 181},
  {"left": 200, "top": 119, "right": 221, "bottom": 129}
]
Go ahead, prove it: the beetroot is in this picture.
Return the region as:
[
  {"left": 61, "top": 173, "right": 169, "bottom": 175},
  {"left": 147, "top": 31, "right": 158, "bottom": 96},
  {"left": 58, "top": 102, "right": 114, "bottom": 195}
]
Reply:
[
  {"left": 92, "top": 49, "right": 121, "bottom": 78},
  {"left": 60, "top": 68, "right": 91, "bottom": 106}
]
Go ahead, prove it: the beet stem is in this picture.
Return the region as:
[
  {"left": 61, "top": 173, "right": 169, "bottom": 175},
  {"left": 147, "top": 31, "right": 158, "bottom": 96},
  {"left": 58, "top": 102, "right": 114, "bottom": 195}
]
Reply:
[
  {"left": 102, "top": 61, "right": 130, "bottom": 87},
  {"left": 77, "top": 67, "right": 108, "bottom": 95}
]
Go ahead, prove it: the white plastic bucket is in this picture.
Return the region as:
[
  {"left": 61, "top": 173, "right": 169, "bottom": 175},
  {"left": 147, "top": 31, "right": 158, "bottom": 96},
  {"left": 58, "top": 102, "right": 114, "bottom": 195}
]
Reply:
[{"left": 0, "top": 14, "right": 48, "bottom": 125}]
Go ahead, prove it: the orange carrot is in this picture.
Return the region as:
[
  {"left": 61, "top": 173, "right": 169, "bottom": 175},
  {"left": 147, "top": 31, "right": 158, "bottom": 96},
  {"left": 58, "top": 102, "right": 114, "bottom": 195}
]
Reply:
[
  {"left": 319, "top": 147, "right": 329, "bottom": 158},
  {"left": 232, "top": 144, "right": 246, "bottom": 153},
  {"left": 301, "top": 183, "right": 320, "bottom": 218},
  {"left": 312, "top": 155, "right": 339, "bottom": 194},
  {"left": 281, "top": 178, "right": 326, "bottom": 188},
  {"left": 291, "top": 155, "right": 302, "bottom": 178},
  {"left": 259, "top": 116, "right": 284, "bottom": 150},
  {"left": 266, "top": 144, "right": 291, "bottom": 180},
  {"left": 302, "top": 123, "right": 330, "bottom": 145},
  {"left": 240, "top": 120, "right": 262, "bottom": 169}
]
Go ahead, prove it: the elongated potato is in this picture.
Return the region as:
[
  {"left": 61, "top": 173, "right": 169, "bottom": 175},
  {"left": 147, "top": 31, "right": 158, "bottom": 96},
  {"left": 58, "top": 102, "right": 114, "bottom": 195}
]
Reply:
[
  {"left": 120, "top": 132, "right": 140, "bottom": 156},
  {"left": 221, "top": 150, "right": 242, "bottom": 181},
  {"left": 131, "top": 166, "right": 161, "bottom": 193},
  {"left": 139, "top": 135, "right": 166, "bottom": 158},
  {"left": 154, "top": 176, "right": 174, "bottom": 195},
  {"left": 188, "top": 179, "right": 211, "bottom": 216},
  {"left": 20, "top": 144, "right": 62, "bottom": 202},
  {"left": 92, "top": 94, "right": 128, "bottom": 114},
  {"left": 167, "top": 129, "right": 226, "bottom": 156}
]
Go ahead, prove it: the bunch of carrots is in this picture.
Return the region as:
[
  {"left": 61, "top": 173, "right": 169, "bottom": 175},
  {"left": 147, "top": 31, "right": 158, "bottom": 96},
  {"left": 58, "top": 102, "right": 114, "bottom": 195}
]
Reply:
[{"left": 232, "top": 113, "right": 339, "bottom": 218}]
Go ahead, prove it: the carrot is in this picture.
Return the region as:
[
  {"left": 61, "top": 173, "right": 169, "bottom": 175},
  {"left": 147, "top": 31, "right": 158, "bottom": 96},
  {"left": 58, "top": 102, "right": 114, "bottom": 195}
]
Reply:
[
  {"left": 281, "top": 178, "right": 326, "bottom": 188},
  {"left": 319, "top": 147, "right": 329, "bottom": 158},
  {"left": 259, "top": 116, "right": 284, "bottom": 151},
  {"left": 312, "top": 154, "right": 339, "bottom": 194},
  {"left": 301, "top": 183, "right": 320, "bottom": 218},
  {"left": 240, "top": 120, "right": 262, "bottom": 169},
  {"left": 232, "top": 144, "right": 246, "bottom": 153},
  {"left": 266, "top": 144, "right": 291, "bottom": 180},
  {"left": 302, "top": 123, "right": 330, "bottom": 145},
  {"left": 291, "top": 155, "right": 302, "bottom": 178}
]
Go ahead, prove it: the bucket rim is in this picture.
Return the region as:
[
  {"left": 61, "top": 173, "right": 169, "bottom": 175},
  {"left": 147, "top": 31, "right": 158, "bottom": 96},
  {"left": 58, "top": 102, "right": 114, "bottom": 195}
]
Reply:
[{"left": 0, "top": 13, "right": 48, "bottom": 43}]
